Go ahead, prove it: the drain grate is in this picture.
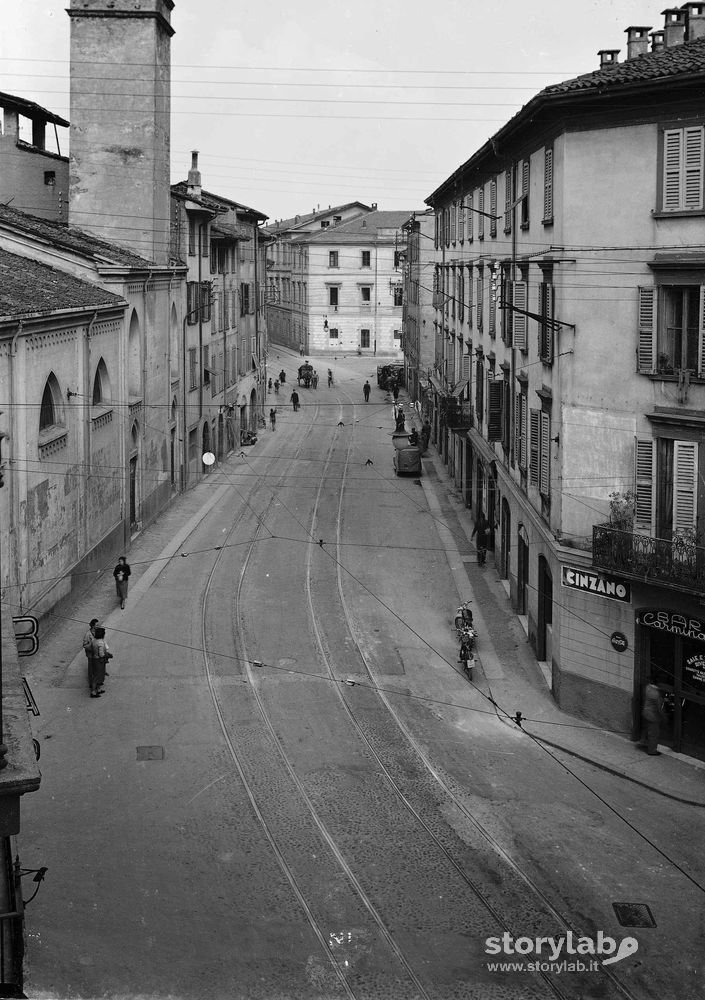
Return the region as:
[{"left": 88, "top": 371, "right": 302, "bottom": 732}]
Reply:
[
  {"left": 136, "top": 745, "right": 164, "bottom": 761},
  {"left": 612, "top": 902, "right": 656, "bottom": 927}
]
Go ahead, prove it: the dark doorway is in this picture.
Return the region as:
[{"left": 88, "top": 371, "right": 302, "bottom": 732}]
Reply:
[
  {"left": 517, "top": 529, "right": 529, "bottom": 615},
  {"left": 500, "top": 498, "right": 511, "bottom": 580},
  {"left": 537, "top": 555, "right": 553, "bottom": 662},
  {"left": 129, "top": 455, "right": 137, "bottom": 531}
]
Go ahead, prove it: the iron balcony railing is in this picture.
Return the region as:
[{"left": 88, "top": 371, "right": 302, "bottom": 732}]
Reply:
[{"left": 592, "top": 524, "right": 705, "bottom": 595}]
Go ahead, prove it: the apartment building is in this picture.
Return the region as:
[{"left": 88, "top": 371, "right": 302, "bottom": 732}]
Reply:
[
  {"left": 425, "top": 4, "right": 705, "bottom": 759},
  {"left": 400, "top": 210, "right": 438, "bottom": 410}
]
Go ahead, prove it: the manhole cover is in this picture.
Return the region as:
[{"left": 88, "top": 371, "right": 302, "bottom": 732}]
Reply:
[
  {"left": 136, "top": 745, "right": 164, "bottom": 761},
  {"left": 612, "top": 902, "right": 656, "bottom": 927}
]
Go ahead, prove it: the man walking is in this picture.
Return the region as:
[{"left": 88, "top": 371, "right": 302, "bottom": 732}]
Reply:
[
  {"left": 471, "top": 513, "right": 489, "bottom": 566},
  {"left": 83, "top": 618, "right": 99, "bottom": 695},
  {"left": 270, "top": 407, "right": 277, "bottom": 430},
  {"left": 290, "top": 389, "right": 300, "bottom": 412},
  {"left": 363, "top": 380, "right": 371, "bottom": 402},
  {"left": 113, "top": 555, "right": 131, "bottom": 609}
]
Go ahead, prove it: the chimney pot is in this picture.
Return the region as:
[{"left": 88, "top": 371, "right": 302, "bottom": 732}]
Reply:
[
  {"left": 187, "top": 149, "right": 202, "bottom": 198},
  {"left": 598, "top": 48, "right": 620, "bottom": 68},
  {"left": 662, "top": 7, "right": 686, "bottom": 45},
  {"left": 651, "top": 29, "right": 665, "bottom": 50},
  {"left": 625, "top": 25, "right": 652, "bottom": 58}
]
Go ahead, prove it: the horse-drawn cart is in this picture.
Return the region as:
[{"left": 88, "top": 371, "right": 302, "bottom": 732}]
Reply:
[{"left": 297, "top": 363, "right": 314, "bottom": 388}]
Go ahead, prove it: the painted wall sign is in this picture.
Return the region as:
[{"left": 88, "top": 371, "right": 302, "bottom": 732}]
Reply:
[
  {"left": 561, "top": 566, "right": 631, "bottom": 603},
  {"left": 638, "top": 610, "right": 705, "bottom": 641},
  {"left": 684, "top": 653, "right": 705, "bottom": 693},
  {"left": 610, "top": 631, "right": 629, "bottom": 652}
]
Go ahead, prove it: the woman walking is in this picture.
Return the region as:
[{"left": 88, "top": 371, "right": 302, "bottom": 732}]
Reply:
[
  {"left": 113, "top": 556, "right": 131, "bottom": 609},
  {"left": 90, "top": 626, "right": 111, "bottom": 698}
]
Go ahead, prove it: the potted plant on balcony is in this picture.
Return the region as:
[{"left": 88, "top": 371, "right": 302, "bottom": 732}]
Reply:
[{"left": 607, "top": 490, "right": 636, "bottom": 569}]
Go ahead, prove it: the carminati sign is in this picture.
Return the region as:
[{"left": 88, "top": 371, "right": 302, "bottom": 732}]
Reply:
[{"left": 561, "top": 566, "right": 631, "bottom": 603}]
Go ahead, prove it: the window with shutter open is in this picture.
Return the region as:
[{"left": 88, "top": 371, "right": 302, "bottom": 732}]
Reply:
[
  {"left": 543, "top": 148, "right": 553, "bottom": 222},
  {"left": 529, "top": 409, "right": 540, "bottom": 486},
  {"left": 488, "top": 379, "right": 503, "bottom": 441},
  {"left": 539, "top": 411, "right": 550, "bottom": 496},
  {"left": 673, "top": 440, "right": 698, "bottom": 536},
  {"left": 504, "top": 169, "right": 513, "bottom": 233},
  {"left": 637, "top": 286, "right": 656, "bottom": 373},
  {"left": 489, "top": 179, "right": 497, "bottom": 238},
  {"left": 634, "top": 438, "right": 656, "bottom": 534}
]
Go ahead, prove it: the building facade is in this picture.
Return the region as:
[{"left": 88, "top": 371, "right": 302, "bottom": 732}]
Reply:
[
  {"left": 171, "top": 155, "right": 269, "bottom": 477},
  {"left": 0, "top": 91, "right": 69, "bottom": 223},
  {"left": 268, "top": 209, "right": 415, "bottom": 357},
  {"left": 401, "top": 210, "right": 438, "bottom": 410},
  {"left": 425, "top": 5, "right": 705, "bottom": 759},
  {"left": 265, "top": 202, "right": 371, "bottom": 352}
]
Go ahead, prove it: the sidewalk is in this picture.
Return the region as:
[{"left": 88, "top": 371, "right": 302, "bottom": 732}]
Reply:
[{"left": 416, "top": 425, "right": 705, "bottom": 808}]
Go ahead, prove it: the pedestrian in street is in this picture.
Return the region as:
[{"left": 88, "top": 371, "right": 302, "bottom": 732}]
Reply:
[
  {"left": 639, "top": 678, "right": 662, "bottom": 755},
  {"left": 363, "top": 380, "right": 371, "bottom": 402},
  {"left": 274, "top": 379, "right": 280, "bottom": 394},
  {"left": 89, "top": 625, "right": 111, "bottom": 698},
  {"left": 421, "top": 419, "right": 432, "bottom": 451},
  {"left": 279, "top": 369, "right": 286, "bottom": 385},
  {"left": 299, "top": 341, "right": 304, "bottom": 356},
  {"left": 408, "top": 427, "right": 419, "bottom": 447},
  {"left": 113, "top": 556, "right": 131, "bottom": 609},
  {"left": 270, "top": 407, "right": 277, "bottom": 430},
  {"left": 83, "top": 618, "right": 99, "bottom": 694},
  {"left": 472, "top": 513, "right": 489, "bottom": 566},
  {"left": 392, "top": 383, "right": 399, "bottom": 403},
  {"left": 290, "top": 389, "right": 300, "bottom": 412},
  {"left": 312, "top": 371, "right": 318, "bottom": 389},
  {"left": 268, "top": 378, "right": 273, "bottom": 393}
]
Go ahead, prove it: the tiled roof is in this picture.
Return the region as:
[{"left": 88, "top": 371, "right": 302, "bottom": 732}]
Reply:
[
  {"left": 263, "top": 202, "right": 372, "bottom": 234},
  {"left": 171, "top": 182, "right": 268, "bottom": 221},
  {"left": 0, "top": 247, "right": 126, "bottom": 319},
  {"left": 0, "top": 204, "right": 153, "bottom": 268},
  {"left": 301, "top": 210, "right": 421, "bottom": 243},
  {"left": 427, "top": 36, "right": 705, "bottom": 203},
  {"left": 541, "top": 36, "right": 705, "bottom": 95}
]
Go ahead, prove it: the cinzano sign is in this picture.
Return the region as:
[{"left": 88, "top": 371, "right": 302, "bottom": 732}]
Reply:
[{"left": 561, "top": 566, "right": 631, "bottom": 603}]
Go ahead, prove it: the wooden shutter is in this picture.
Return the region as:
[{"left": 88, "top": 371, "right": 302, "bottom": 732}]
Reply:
[
  {"left": 637, "top": 286, "right": 656, "bottom": 373},
  {"left": 699, "top": 285, "right": 705, "bottom": 377},
  {"left": 489, "top": 179, "right": 497, "bottom": 237},
  {"left": 529, "top": 409, "right": 540, "bottom": 486},
  {"left": 467, "top": 194, "right": 473, "bottom": 241},
  {"left": 504, "top": 168, "right": 512, "bottom": 233},
  {"left": 539, "top": 282, "right": 554, "bottom": 361},
  {"left": 488, "top": 380, "right": 503, "bottom": 441},
  {"left": 663, "top": 129, "right": 683, "bottom": 211},
  {"left": 513, "top": 280, "right": 528, "bottom": 351},
  {"left": 450, "top": 202, "right": 457, "bottom": 243},
  {"left": 477, "top": 268, "right": 483, "bottom": 330},
  {"left": 467, "top": 265, "right": 473, "bottom": 326},
  {"left": 539, "top": 411, "right": 551, "bottom": 496},
  {"left": 634, "top": 438, "right": 655, "bottom": 535},
  {"left": 543, "top": 148, "right": 553, "bottom": 221},
  {"left": 462, "top": 353, "right": 470, "bottom": 380},
  {"left": 478, "top": 188, "right": 485, "bottom": 240},
  {"left": 514, "top": 392, "right": 521, "bottom": 462},
  {"left": 684, "top": 127, "right": 704, "bottom": 210},
  {"left": 520, "top": 392, "right": 528, "bottom": 468},
  {"left": 459, "top": 199, "right": 465, "bottom": 243},
  {"left": 673, "top": 441, "right": 698, "bottom": 535}
]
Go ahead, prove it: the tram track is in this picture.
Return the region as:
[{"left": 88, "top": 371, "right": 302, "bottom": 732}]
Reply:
[{"left": 192, "top": 367, "right": 642, "bottom": 1000}]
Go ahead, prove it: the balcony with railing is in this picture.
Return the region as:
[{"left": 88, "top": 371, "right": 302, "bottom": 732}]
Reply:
[
  {"left": 593, "top": 525, "right": 705, "bottom": 595},
  {"left": 441, "top": 396, "right": 473, "bottom": 431}
]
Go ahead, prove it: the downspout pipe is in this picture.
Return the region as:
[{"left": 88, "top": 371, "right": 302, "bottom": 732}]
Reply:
[{"left": 8, "top": 322, "right": 22, "bottom": 608}]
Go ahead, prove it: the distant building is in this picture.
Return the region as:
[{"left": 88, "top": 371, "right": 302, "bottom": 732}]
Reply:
[
  {"left": 424, "top": 5, "right": 705, "bottom": 758},
  {"left": 401, "top": 210, "right": 437, "bottom": 406},
  {"left": 267, "top": 208, "right": 418, "bottom": 356},
  {"left": 264, "top": 202, "right": 371, "bottom": 352},
  {"left": 171, "top": 153, "right": 269, "bottom": 474}
]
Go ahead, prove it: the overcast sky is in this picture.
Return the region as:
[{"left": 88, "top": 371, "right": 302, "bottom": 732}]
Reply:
[{"left": 3, "top": 0, "right": 657, "bottom": 221}]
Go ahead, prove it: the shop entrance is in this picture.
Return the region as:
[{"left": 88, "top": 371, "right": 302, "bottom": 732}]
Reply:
[{"left": 637, "top": 610, "right": 705, "bottom": 761}]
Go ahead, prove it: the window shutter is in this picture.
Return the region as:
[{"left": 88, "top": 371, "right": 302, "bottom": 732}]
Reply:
[
  {"left": 539, "top": 282, "right": 554, "bottom": 361},
  {"left": 462, "top": 353, "right": 470, "bottom": 380},
  {"left": 514, "top": 392, "right": 522, "bottom": 462},
  {"left": 478, "top": 188, "right": 485, "bottom": 240},
  {"left": 684, "top": 126, "right": 704, "bottom": 210},
  {"left": 450, "top": 203, "right": 457, "bottom": 243},
  {"left": 539, "top": 411, "right": 550, "bottom": 496},
  {"left": 634, "top": 438, "right": 656, "bottom": 534},
  {"left": 489, "top": 179, "right": 497, "bottom": 237},
  {"left": 700, "top": 286, "right": 705, "bottom": 377},
  {"left": 467, "top": 265, "right": 473, "bottom": 326},
  {"left": 529, "top": 409, "right": 540, "bottom": 486},
  {"left": 459, "top": 199, "right": 465, "bottom": 243},
  {"left": 663, "top": 129, "right": 683, "bottom": 211},
  {"left": 543, "top": 148, "right": 553, "bottom": 220},
  {"left": 637, "top": 286, "right": 656, "bottom": 373},
  {"left": 467, "top": 194, "right": 473, "bottom": 241},
  {"left": 504, "top": 169, "right": 512, "bottom": 233},
  {"left": 488, "top": 380, "right": 503, "bottom": 441},
  {"left": 520, "top": 392, "right": 528, "bottom": 468},
  {"left": 513, "top": 280, "right": 527, "bottom": 350},
  {"left": 673, "top": 441, "right": 698, "bottom": 535}
]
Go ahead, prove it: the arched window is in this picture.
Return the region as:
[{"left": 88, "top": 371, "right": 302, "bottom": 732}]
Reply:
[
  {"left": 39, "top": 374, "right": 62, "bottom": 432},
  {"left": 92, "top": 358, "right": 110, "bottom": 406}
]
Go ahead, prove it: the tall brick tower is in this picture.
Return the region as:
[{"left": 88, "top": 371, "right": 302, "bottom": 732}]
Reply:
[{"left": 67, "top": 0, "right": 174, "bottom": 264}]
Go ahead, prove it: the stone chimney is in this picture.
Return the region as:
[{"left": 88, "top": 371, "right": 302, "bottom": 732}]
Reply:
[
  {"left": 187, "top": 151, "right": 202, "bottom": 199},
  {"left": 67, "top": 0, "right": 175, "bottom": 265},
  {"left": 651, "top": 29, "right": 666, "bottom": 50},
  {"left": 683, "top": 1, "right": 705, "bottom": 39},
  {"left": 625, "top": 25, "right": 652, "bottom": 58},
  {"left": 598, "top": 49, "right": 620, "bottom": 68},
  {"left": 662, "top": 7, "right": 686, "bottom": 45}
]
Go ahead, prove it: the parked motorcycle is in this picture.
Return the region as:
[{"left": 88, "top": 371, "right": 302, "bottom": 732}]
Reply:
[
  {"left": 459, "top": 630, "right": 476, "bottom": 680},
  {"left": 454, "top": 599, "right": 474, "bottom": 633}
]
